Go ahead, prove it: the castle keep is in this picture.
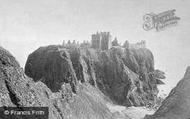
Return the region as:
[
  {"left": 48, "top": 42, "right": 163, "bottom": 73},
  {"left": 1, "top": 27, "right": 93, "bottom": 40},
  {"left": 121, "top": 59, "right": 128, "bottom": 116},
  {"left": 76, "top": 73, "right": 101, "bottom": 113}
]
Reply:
[
  {"left": 62, "top": 32, "right": 146, "bottom": 50},
  {"left": 91, "top": 32, "right": 112, "bottom": 50}
]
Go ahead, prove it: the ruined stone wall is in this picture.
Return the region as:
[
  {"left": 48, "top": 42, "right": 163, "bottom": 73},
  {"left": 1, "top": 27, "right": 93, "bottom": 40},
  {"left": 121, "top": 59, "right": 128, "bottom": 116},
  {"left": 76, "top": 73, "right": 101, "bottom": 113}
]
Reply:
[
  {"left": 129, "top": 40, "right": 146, "bottom": 49},
  {"left": 91, "top": 33, "right": 101, "bottom": 49},
  {"left": 100, "top": 32, "right": 112, "bottom": 50},
  {"left": 91, "top": 32, "right": 112, "bottom": 50}
]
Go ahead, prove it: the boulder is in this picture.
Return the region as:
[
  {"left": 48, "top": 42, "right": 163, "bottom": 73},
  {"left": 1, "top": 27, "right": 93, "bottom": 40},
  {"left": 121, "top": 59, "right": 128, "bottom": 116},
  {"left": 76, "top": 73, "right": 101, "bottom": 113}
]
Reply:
[{"left": 25, "top": 45, "right": 77, "bottom": 93}]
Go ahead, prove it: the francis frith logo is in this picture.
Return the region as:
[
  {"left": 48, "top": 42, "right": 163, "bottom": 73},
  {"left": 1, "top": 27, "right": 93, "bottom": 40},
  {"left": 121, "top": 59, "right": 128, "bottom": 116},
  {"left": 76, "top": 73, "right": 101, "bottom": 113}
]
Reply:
[{"left": 143, "top": 9, "right": 180, "bottom": 31}]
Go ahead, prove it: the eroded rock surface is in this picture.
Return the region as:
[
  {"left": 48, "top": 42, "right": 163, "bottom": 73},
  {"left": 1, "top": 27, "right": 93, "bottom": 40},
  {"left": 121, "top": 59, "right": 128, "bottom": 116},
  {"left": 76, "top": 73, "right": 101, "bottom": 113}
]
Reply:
[
  {"left": 144, "top": 66, "right": 190, "bottom": 119},
  {"left": 0, "top": 46, "right": 130, "bottom": 119},
  {"left": 25, "top": 45, "right": 164, "bottom": 107}
]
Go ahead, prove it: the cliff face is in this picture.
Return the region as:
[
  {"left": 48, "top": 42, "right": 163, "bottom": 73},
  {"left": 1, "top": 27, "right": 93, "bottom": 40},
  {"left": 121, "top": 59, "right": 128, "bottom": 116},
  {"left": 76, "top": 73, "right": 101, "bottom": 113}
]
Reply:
[
  {"left": 0, "top": 44, "right": 164, "bottom": 119},
  {"left": 25, "top": 45, "right": 163, "bottom": 107},
  {"left": 0, "top": 46, "right": 128, "bottom": 119},
  {"left": 144, "top": 66, "right": 190, "bottom": 119}
]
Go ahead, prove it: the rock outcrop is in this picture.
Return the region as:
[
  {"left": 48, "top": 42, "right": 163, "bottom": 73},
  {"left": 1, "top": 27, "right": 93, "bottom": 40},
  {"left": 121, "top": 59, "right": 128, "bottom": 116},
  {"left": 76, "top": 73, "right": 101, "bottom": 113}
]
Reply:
[
  {"left": 25, "top": 45, "right": 164, "bottom": 107},
  {"left": 144, "top": 66, "right": 190, "bottom": 119},
  {"left": 0, "top": 46, "right": 129, "bottom": 119},
  {"left": 25, "top": 45, "right": 77, "bottom": 93}
]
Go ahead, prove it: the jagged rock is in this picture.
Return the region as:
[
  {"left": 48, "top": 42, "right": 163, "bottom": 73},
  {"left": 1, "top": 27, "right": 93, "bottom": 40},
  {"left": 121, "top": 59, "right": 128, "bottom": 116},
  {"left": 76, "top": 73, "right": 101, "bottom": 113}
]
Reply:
[
  {"left": 144, "top": 66, "right": 190, "bottom": 119},
  {"left": 94, "top": 47, "right": 157, "bottom": 106},
  {"left": 0, "top": 46, "right": 20, "bottom": 68},
  {"left": 153, "top": 69, "right": 166, "bottom": 80},
  {"left": 0, "top": 46, "right": 129, "bottom": 119},
  {"left": 0, "top": 46, "right": 62, "bottom": 119},
  {"left": 68, "top": 47, "right": 97, "bottom": 86},
  {"left": 25, "top": 45, "right": 164, "bottom": 107}
]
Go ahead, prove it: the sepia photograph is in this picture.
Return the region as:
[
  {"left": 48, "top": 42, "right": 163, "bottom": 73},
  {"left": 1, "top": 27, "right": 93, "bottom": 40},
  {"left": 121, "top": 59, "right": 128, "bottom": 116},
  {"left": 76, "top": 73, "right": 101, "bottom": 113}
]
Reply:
[{"left": 0, "top": 0, "right": 189, "bottom": 119}]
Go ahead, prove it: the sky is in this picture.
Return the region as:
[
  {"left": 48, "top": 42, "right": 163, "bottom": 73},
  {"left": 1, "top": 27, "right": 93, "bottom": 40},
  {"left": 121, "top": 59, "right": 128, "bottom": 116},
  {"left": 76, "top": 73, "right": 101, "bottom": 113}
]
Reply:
[{"left": 0, "top": 0, "right": 190, "bottom": 94}]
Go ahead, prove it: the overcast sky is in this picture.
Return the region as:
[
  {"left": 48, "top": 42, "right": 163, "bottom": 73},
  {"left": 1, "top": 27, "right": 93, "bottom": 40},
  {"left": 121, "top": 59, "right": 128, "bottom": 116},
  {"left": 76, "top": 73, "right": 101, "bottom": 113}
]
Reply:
[{"left": 0, "top": 0, "right": 190, "bottom": 94}]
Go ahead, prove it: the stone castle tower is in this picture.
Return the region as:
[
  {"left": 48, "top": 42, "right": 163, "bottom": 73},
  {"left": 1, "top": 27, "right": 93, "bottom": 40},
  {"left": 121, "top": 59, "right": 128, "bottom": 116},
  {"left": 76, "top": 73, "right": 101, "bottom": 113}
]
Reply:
[{"left": 91, "top": 32, "right": 112, "bottom": 50}]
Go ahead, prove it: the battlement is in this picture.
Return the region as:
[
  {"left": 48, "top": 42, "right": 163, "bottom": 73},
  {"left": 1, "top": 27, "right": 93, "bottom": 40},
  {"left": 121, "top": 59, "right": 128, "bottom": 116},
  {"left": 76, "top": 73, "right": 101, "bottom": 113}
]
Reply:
[
  {"left": 61, "top": 33, "right": 146, "bottom": 50},
  {"left": 129, "top": 40, "right": 146, "bottom": 49},
  {"left": 91, "top": 32, "right": 112, "bottom": 50}
]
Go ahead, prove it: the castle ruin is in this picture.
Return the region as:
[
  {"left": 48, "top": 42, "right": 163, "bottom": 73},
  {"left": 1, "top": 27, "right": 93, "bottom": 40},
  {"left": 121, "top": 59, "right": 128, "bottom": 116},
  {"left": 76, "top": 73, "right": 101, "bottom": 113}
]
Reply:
[
  {"left": 91, "top": 32, "right": 112, "bottom": 50},
  {"left": 129, "top": 40, "right": 146, "bottom": 49},
  {"left": 62, "top": 32, "right": 146, "bottom": 50}
]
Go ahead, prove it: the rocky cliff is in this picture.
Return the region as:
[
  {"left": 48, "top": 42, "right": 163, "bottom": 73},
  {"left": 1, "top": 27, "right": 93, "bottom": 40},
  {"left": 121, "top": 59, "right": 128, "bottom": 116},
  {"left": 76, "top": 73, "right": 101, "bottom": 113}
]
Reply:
[
  {"left": 144, "top": 66, "right": 190, "bottom": 119},
  {"left": 0, "top": 46, "right": 130, "bottom": 119},
  {"left": 0, "top": 44, "right": 165, "bottom": 119},
  {"left": 25, "top": 45, "right": 164, "bottom": 107}
]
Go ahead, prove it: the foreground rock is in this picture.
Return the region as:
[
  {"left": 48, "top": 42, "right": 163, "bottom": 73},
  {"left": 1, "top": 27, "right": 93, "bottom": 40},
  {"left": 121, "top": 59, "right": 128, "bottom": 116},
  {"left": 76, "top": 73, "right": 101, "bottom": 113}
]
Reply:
[
  {"left": 25, "top": 45, "right": 165, "bottom": 107},
  {"left": 144, "top": 66, "right": 190, "bottom": 119},
  {"left": 0, "top": 46, "right": 130, "bottom": 119},
  {"left": 25, "top": 45, "right": 77, "bottom": 93}
]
